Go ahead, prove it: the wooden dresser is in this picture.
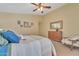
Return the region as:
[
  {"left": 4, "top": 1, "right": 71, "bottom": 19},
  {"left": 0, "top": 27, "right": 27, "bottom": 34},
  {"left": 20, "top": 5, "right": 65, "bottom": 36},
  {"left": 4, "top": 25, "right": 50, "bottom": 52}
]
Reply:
[{"left": 48, "top": 31, "right": 62, "bottom": 42}]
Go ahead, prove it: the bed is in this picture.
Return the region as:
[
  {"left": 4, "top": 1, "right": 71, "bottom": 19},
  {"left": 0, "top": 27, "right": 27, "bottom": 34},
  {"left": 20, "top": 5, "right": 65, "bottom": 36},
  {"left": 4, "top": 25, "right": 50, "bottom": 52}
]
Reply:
[
  {"left": 0, "top": 30, "right": 56, "bottom": 56},
  {"left": 9, "top": 35, "right": 56, "bottom": 56}
]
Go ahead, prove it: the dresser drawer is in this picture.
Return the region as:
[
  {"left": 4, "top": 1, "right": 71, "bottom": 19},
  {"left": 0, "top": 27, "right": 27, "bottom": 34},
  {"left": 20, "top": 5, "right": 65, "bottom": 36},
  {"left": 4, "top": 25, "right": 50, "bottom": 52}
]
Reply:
[{"left": 48, "top": 31, "right": 62, "bottom": 41}]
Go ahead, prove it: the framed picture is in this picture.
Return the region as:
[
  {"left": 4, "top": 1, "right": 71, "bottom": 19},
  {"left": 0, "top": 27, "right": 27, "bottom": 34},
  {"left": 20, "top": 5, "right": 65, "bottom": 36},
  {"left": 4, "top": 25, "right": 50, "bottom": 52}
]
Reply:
[
  {"left": 50, "top": 20, "right": 63, "bottom": 29},
  {"left": 24, "top": 21, "right": 29, "bottom": 27},
  {"left": 17, "top": 20, "right": 34, "bottom": 28},
  {"left": 17, "top": 20, "right": 21, "bottom": 24}
]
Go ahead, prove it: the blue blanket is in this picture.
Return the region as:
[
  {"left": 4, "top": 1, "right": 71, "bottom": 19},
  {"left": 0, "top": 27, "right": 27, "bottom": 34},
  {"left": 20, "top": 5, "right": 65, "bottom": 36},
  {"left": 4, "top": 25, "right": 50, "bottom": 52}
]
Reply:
[{"left": 0, "top": 44, "right": 11, "bottom": 56}]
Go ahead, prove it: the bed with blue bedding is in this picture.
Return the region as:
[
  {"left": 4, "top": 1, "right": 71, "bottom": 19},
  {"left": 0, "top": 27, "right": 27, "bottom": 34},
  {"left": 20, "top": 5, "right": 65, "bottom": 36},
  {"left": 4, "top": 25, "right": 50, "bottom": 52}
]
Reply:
[
  {"left": 0, "top": 29, "right": 20, "bottom": 56},
  {"left": 0, "top": 45, "right": 8, "bottom": 56},
  {"left": 0, "top": 29, "right": 56, "bottom": 56},
  {"left": 0, "top": 44, "right": 11, "bottom": 56}
]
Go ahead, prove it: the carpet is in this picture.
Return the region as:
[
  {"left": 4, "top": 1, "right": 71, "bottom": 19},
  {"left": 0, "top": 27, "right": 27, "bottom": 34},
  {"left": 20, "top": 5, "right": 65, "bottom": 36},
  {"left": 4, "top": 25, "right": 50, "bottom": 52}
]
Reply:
[{"left": 52, "top": 41, "right": 79, "bottom": 56}]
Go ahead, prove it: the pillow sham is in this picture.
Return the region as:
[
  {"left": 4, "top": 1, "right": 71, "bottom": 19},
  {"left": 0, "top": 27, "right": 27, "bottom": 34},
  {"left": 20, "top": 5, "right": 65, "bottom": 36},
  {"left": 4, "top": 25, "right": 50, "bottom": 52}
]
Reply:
[
  {"left": 0, "top": 35, "right": 8, "bottom": 46},
  {"left": 0, "top": 29, "right": 8, "bottom": 46},
  {"left": 2, "top": 30, "right": 20, "bottom": 43}
]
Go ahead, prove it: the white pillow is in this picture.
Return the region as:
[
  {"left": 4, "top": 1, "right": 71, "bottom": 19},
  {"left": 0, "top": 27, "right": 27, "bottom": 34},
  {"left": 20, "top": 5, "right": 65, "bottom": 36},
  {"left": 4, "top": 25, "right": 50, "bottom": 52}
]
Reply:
[{"left": 20, "top": 35, "right": 34, "bottom": 40}]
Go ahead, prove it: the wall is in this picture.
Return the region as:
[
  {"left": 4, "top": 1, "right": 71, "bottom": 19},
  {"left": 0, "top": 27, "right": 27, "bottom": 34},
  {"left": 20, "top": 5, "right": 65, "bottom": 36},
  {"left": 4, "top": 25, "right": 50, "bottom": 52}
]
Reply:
[
  {"left": 39, "top": 4, "right": 79, "bottom": 37},
  {"left": 0, "top": 4, "right": 79, "bottom": 37},
  {"left": 0, "top": 12, "right": 42, "bottom": 35}
]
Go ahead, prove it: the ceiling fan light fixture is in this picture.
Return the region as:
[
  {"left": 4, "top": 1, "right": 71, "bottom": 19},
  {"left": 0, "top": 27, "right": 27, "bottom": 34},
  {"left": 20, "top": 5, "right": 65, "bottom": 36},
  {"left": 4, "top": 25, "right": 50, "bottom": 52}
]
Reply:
[
  {"left": 40, "top": 7, "right": 43, "bottom": 11},
  {"left": 37, "top": 8, "right": 40, "bottom": 10},
  {"left": 37, "top": 7, "right": 43, "bottom": 11},
  {"left": 31, "top": 3, "right": 51, "bottom": 13}
]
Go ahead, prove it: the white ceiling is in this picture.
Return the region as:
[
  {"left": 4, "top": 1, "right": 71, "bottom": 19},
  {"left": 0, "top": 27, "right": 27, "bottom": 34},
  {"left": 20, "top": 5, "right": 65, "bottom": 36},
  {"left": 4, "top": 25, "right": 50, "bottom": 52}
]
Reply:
[{"left": 0, "top": 3, "right": 65, "bottom": 15}]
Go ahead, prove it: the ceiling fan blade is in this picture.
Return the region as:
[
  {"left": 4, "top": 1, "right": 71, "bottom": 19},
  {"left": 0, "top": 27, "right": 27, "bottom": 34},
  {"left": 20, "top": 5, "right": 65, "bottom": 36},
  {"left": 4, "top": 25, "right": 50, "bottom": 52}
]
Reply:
[
  {"left": 38, "top": 3, "right": 41, "bottom": 8},
  {"left": 43, "top": 6, "right": 51, "bottom": 8},
  {"left": 31, "top": 3, "right": 38, "bottom": 6},
  {"left": 33, "top": 8, "right": 37, "bottom": 12}
]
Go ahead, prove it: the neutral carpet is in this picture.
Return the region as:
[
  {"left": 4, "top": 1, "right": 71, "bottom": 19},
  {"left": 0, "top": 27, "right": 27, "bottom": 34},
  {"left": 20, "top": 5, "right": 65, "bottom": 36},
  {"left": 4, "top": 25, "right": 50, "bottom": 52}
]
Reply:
[{"left": 52, "top": 41, "right": 79, "bottom": 56}]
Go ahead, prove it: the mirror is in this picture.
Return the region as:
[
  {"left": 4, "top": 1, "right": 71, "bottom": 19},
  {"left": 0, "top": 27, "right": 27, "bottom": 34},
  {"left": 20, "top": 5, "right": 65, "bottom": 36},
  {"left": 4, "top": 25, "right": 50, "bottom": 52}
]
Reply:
[{"left": 50, "top": 20, "right": 63, "bottom": 31}]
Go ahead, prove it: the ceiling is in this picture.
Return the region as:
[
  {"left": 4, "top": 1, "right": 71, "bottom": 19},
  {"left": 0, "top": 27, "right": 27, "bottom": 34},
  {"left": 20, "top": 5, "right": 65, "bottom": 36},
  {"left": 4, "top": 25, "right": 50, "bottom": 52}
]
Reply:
[{"left": 0, "top": 3, "right": 65, "bottom": 15}]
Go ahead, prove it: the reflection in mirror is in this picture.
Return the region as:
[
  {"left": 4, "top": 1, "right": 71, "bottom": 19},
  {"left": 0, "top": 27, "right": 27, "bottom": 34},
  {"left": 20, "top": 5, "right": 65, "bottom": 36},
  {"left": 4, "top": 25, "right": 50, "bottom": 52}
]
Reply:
[{"left": 50, "top": 20, "right": 63, "bottom": 31}]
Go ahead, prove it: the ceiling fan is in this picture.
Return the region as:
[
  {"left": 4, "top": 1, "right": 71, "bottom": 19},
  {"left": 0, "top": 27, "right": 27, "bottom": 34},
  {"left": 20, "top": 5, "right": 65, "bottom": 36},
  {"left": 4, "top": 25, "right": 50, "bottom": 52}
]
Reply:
[{"left": 31, "top": 3, "right": 51, "bottom": 13}]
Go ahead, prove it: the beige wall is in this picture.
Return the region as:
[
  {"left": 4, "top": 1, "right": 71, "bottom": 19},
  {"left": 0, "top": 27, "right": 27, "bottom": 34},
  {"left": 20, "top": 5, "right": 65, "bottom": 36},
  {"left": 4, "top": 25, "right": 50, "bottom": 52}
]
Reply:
[
  {"left": 0, "top": 4, "right": 79, "bottom": 37},
  {"left": 0, "top": 12, "right": 42, "bottom": 35},
  {"left": 39, "top": 4, "right": 79, "bottom": 37}
]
